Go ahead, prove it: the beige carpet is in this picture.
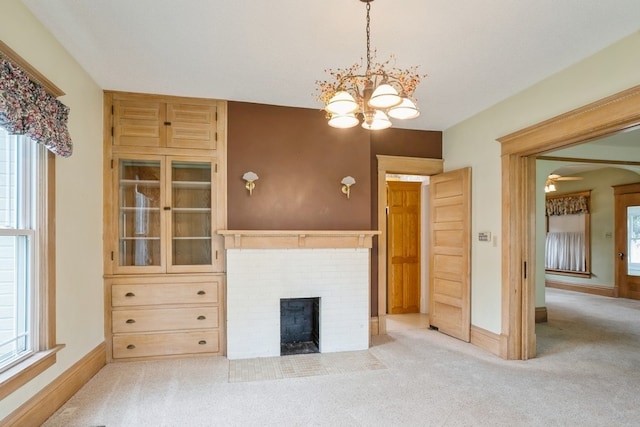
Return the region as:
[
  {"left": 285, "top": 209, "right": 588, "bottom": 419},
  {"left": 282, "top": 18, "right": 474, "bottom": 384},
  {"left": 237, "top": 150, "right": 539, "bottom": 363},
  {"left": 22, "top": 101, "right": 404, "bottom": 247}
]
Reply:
[{"left": 42, "top": 288, "right": 640, "bottom": 426}]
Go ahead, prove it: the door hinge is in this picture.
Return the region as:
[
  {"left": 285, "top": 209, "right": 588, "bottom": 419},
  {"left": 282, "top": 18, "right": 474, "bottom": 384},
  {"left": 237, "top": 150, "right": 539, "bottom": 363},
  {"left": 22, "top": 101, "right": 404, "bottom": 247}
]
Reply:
[
  {"left": 111, "top": 126, "right": 114, "bottom": 137},
  {"left": 215, "top": 250, "right": 218, "bottom": 260},
  {"left": 111, "top": 251, "right": 114, "bottom": 261},
  {"left": 215, "top": 132, "right": 218, "bottom": 141},
  {"left": 110, "top": 159, "right": 114, "bottom": 169},
  {"left": 215, "top": 111, "right": 218, "bottom": 121},
  {"left": 214, "top": 163, "right": 218, "bottom": 173},
  {"left": 523, "top": 261, "right": 527, "bottom": 279},
  {"left": 111, "top": 105, "right": 114, "bottom": 115}
]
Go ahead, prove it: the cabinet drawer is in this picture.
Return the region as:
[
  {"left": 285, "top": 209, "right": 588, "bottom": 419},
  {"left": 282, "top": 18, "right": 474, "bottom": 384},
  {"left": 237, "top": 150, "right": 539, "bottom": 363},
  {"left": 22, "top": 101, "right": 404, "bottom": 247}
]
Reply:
[
  {"left": 112, "top": 307, "right": 218, "bottom": 333},
  {"left": 112, "top": 281, "right": 219, "bottom": 306},
  {"left": 113, "top": 330, "right": 219, "bottom": 359}
]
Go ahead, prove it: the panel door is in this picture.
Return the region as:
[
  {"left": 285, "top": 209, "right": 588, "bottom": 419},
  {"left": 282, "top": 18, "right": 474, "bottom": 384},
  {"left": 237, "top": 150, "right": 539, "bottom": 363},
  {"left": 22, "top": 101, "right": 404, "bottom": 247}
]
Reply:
[
  {"left": 387, "top": 181, "right": 421, "bottom": 314},
  {"left": 429, "top": 167, "right": 471, "bottom": 341},
  {"left": 615, "top": 191, "right": 640, "bottom": 299}
]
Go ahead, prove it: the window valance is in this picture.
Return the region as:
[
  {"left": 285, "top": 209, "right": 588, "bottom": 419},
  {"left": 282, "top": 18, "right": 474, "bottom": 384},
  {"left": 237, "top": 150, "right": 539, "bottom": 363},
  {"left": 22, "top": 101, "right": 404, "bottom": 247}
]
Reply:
[
  {"left": 546, "top": 195, "right": 589, "bottom": 216},
  {"left": 0, "top": 54, "right": 72, "bottom": 157}
]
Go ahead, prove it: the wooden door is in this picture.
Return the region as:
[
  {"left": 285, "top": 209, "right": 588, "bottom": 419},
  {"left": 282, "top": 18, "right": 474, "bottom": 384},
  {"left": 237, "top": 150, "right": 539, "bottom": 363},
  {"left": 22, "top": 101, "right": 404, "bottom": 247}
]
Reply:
[
  {"left": 429, "top": 168, "right": 471, "bottom": 341},
  {"left": 614, "top": 189, "right": 640, "bottom": 299},
  {"left": 387, "top": 181, "right": 421, "bottom": 314}
]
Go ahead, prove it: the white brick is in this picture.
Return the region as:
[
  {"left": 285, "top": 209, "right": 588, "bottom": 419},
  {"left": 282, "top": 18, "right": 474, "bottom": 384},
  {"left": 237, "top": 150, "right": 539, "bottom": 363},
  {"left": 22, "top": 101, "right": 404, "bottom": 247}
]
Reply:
[{"left": 226, "top": 248, "right": 370, "bottom": 359}]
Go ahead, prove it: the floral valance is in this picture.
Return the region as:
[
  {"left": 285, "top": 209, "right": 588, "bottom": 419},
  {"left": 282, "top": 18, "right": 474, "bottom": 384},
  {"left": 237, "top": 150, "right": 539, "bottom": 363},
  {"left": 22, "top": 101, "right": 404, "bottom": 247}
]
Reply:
[
  {"left": 546, "top": 195, "right": 589, "bottom": 216},
  {"left": 0, "top": 55, "right": 72, "bottom": 157}
]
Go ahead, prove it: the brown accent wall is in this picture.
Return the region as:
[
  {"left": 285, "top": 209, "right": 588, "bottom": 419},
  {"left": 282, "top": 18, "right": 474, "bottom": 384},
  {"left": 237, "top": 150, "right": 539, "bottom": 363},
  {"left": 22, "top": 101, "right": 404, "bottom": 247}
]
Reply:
[
  {"left": 227, "top": 102, "right": 442, "bottom": 317},
  {"left": 228, "top": 102, "right": 371, "bottom": 230}
]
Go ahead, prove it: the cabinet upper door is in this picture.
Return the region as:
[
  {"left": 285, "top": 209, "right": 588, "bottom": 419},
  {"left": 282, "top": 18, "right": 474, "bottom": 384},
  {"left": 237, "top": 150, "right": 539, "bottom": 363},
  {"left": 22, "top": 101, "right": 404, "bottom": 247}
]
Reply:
[
  {"left": 113, "top": 155, "right": 166, "bottom": 274},
  {"left": 110, "top": 155, "right": 220, "bottom": 275},
  {"left": 166, "top": 156, "right": 220, "bottom": 273},
  {"left": 112, "top": 98, "right": 218, "bottom": 150}
]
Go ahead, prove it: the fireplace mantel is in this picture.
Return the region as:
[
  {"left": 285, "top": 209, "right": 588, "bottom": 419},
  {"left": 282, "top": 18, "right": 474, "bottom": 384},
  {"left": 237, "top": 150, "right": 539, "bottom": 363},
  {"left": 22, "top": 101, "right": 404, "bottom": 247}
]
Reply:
[{"left": 218, "top": 230, "right": 380, "bottom": 250}]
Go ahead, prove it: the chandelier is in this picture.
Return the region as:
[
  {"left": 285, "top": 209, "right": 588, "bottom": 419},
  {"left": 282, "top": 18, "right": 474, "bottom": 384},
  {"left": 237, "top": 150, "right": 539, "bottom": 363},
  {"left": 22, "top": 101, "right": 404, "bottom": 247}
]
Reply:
[{"left": 316, "top": 0, "right": 424, "bottom": 130}]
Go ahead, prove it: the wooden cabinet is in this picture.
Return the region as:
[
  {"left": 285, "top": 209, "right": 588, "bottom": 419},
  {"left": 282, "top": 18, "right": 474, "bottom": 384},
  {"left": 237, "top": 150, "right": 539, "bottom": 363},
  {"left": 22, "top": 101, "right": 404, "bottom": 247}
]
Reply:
[
  {"left": 107, "top": 275, "right": 224, "bottom": 360},
  {"left": 104, "top": 91, "right": 226, "bottom": 361}
]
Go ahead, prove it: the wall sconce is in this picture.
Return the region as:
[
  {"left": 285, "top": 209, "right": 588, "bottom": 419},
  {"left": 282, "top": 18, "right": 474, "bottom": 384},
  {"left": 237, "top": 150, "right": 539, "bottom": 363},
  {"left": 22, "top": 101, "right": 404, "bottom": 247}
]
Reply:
[
  {"left": 341, "top": 176, "right": 356, "bottom": 199},
  {"left": 243, "top": 171, "right": 259, "bottom": 196}
]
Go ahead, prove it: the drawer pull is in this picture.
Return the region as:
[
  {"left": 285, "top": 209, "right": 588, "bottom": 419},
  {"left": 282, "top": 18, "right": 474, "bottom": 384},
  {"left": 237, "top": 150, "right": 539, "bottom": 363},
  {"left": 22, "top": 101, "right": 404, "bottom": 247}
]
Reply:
[
  {"left": 127, "top": 344, "right": 136, "bottom": 350},
  {"left": 198, "top": 340, "right": 207, "bottom": 345},
  {"left": 197, "top": 290, "right": 206, "bottom": 295},
  {"left": 197, "top": 315, "right": 206, "bottom": 320},
  {"left": 126, "top": 319, "right": 136, "bottom": 324},
  {"left": 125, "top": 292, "right": 135, "bottom": 297}
]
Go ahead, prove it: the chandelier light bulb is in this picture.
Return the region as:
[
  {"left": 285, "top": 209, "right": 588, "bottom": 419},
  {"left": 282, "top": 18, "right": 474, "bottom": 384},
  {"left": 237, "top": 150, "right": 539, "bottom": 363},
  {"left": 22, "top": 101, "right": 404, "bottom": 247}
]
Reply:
[
  {"left": 368, "top": 83, "right": 402, "bottom": 109},
  {"left": 362, "top": 110, "right": 391, "bottom": 130},
  {"left": 328, "top": 113, "right": 359, "bottom": 128},
  {"left": 325, "top": 91, "right": 358, "bottom": 115},
  {"left": 388, "top": 97, "right": 420, "bottom": 120}
]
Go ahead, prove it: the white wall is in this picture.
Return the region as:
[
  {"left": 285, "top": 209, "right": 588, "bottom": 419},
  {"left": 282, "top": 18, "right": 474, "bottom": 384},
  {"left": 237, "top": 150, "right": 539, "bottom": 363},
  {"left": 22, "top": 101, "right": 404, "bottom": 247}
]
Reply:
[
  {"left": 443, "top": 31, "right": 640, "bottom": 334},
  {"left": 0, "top": 0, "right": 104, "bottom": 418}
]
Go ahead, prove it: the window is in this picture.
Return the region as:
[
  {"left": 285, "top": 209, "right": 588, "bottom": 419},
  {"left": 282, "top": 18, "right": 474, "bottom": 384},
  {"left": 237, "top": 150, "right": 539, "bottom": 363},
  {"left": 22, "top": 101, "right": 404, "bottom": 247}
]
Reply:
[
  {"left": 545, "top": 191, "right": 591, "bottom": 277},
  {"left": 0, "top": 127, "right": 42, "bottom": 371},
  {"left": 0, "top": 126, "right": 59, "bottom": 400}
]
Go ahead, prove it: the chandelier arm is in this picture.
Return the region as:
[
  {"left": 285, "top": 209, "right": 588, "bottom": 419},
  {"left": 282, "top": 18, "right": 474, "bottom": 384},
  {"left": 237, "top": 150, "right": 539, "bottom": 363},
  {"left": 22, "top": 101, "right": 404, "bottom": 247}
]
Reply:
[{"left": 365, "top": 1, "right": 371, "bottom": 74}]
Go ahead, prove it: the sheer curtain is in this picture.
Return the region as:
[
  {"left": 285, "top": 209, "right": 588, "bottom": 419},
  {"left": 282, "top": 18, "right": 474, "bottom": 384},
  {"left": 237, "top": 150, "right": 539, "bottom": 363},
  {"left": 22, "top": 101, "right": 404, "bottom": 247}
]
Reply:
[{"left": 545, "top": 231, "right": 586, "bottom": 271}]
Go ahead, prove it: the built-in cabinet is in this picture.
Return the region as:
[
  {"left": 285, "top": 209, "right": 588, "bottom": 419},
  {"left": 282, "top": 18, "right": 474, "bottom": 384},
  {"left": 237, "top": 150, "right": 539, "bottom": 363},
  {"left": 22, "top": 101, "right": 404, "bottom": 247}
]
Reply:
[{"left": 104, "top": 91, "right": 226, "bottom": 361}]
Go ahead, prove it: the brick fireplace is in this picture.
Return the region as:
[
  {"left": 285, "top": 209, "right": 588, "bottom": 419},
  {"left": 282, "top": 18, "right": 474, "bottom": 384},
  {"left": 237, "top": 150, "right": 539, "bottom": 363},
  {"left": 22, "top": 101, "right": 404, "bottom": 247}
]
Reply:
[{"left": 219, "top": 230, "right": 379, "bottom": 360}]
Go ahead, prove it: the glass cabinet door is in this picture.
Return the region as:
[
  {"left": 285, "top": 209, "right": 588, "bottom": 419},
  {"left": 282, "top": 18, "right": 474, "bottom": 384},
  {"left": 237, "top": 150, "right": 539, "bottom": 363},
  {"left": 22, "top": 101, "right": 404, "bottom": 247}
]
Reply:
[
  {"left": 168, "top": 159, "right": 214, "bottom": 270},
  {"left": 117, "top": 159, "right": 162, "bottom": 269}
]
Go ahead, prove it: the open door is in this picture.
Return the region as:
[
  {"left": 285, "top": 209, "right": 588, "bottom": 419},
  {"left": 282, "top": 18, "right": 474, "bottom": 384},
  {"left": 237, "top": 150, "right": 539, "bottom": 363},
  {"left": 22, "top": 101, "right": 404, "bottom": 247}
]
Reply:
[
  {"left": 614, "top": 184, "right": 640, "bottom": 300},
  {"left": 429, "top": 167, "right": 471, "bottom": 341}
]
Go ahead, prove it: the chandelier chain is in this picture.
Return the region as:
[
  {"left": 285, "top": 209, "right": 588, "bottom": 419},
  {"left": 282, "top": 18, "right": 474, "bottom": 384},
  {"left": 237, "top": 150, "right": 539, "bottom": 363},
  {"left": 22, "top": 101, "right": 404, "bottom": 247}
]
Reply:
[{"left": 365, "top": 1, "right": 371, "bottom": 73}]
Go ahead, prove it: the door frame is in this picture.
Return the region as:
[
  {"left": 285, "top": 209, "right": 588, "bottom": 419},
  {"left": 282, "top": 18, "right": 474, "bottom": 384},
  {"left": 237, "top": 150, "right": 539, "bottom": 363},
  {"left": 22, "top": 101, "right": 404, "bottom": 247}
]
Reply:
[
  {"left": 376, "top": 155, "right": 443, "bottom": 334},
  {"left": 497, "top": 84, "right": 640, "bottom": 360}
]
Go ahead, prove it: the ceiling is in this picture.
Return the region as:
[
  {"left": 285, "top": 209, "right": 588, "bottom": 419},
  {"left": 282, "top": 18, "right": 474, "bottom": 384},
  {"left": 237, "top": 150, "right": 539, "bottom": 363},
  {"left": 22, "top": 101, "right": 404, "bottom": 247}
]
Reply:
[{"left": 20, "top": 0, "right": 640, "bottom": 131}]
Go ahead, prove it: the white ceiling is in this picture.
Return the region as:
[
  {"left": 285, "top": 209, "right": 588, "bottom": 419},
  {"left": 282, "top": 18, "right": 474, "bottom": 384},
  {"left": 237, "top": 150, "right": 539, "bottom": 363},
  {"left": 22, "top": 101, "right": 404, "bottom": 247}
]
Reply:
[{"left": 20, "top": 0, "right": 640, "bottom": 131}]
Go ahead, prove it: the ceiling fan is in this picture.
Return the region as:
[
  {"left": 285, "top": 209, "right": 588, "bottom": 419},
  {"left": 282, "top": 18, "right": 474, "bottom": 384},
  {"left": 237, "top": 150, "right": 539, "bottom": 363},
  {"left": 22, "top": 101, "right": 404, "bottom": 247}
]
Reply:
[{"left": 545, "top": 173, "right": 584, "bottom": 193}]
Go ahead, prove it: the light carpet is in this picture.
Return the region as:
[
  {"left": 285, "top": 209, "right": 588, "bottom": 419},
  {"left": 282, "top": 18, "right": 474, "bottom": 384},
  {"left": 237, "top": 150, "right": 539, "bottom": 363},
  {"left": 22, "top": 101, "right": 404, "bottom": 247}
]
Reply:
[{"left": 41, "top": 288, "right": 640, "bottom": 426}]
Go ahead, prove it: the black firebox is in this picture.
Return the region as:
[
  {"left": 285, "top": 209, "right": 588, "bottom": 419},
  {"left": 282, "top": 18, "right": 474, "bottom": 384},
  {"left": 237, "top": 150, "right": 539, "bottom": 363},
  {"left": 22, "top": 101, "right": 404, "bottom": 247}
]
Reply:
[{"left": 280, "top": 297, "right": 320, "bottom": 356}]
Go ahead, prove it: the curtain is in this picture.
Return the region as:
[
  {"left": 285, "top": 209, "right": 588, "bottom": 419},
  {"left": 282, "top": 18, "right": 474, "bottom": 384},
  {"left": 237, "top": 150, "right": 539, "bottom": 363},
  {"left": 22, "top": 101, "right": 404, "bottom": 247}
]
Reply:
[
  {"left": 0, "top": 55, "right": 72, "bottom": 157},
  {"left": 546, "top": 196, "right": 589, "bottom": 216},
  {"left": 545, "top": 231, "right": 586, "bottom": 271}
]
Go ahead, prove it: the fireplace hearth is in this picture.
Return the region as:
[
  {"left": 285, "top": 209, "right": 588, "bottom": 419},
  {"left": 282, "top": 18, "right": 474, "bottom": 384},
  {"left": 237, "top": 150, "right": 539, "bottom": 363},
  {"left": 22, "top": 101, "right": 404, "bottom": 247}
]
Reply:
[{"left": 280, "top": 298, "right": 320, "bottom": 356}]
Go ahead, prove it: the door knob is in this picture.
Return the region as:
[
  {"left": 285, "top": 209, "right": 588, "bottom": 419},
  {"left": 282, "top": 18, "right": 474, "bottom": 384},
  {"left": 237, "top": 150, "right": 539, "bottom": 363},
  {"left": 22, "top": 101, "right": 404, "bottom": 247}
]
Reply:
[{"left": 618, "top": 252, "right": 625, "bottom": 260}]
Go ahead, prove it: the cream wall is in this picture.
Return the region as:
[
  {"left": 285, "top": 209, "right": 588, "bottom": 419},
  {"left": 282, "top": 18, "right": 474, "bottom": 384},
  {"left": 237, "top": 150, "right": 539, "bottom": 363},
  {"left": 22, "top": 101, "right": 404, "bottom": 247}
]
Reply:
[
  {"left": 0, "top": 0, "right": 104, "bottom": 418},
  {"left": 443, "top": 31, "right": 640, "bottom": 334},
  {"left": 538, "top": 166, "right": 640, "bottom": 297}
]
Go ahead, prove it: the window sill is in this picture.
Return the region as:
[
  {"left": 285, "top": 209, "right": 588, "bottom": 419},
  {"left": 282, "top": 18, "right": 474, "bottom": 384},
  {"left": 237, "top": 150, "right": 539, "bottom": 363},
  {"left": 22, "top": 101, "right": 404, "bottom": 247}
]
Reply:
[
  {"left": 545, "top": 269, "right": 592, "bottom": 279},
  {"left": 0, "top": 344, "right": 65, "bottom": 401}
]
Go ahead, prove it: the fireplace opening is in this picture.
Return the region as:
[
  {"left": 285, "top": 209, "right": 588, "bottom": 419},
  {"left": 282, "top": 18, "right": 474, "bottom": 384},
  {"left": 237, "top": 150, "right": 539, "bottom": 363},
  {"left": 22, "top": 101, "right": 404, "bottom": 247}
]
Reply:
[{"left": 280, "top": 297, "right": 320, "bottom": 356}]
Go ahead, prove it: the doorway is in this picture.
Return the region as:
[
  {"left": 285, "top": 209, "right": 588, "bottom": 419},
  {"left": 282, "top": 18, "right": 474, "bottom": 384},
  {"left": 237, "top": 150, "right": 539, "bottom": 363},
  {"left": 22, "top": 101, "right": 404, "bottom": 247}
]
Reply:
[
  {"left": 376, "top": 155, "right": 442, "bottom": 334},
  {"left": 497, "top": 84, "right": 640, "bottom": 360}
]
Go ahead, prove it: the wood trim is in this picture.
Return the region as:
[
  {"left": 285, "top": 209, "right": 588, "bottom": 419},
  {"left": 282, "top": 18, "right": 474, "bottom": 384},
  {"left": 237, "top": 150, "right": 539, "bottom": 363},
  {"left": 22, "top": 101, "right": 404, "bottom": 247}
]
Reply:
[
  {"left": 538, "top": 156, "right": 640, "bottom": 167},
  {"left": 499, "top": 85, "right": 640, "bottom": 156},
  {"left": 218, "top": 230, "right": 380, "bottom": 249},
  {"left": 535, "top": 307, "right": 548, "bottom": 323},
  {"left": 0, "top": 40, "right": 65, "bottom": 97},
  {"left": 498, "top": 84, "right": 640, "bottom": 360},
  {"left": 0, "top": 345, "right": 64, "bottom": 401},
  {"left": 612, "top": 182, "right": 640, "bottom": 195},
  {"left": 370, "top": 317, "right": 379, "bottom": 336},
  {"left": 376, "top": 155, "right": 443, "bottom": 335},
  {"left": 2, "top": 343, "right": 105, "bottom": 427},
  {"left": 470, "top": 325, "right": 501, "bottom": 357},
  {"left": 546, "top": 280, "right": 616, "bottom": 297}
]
